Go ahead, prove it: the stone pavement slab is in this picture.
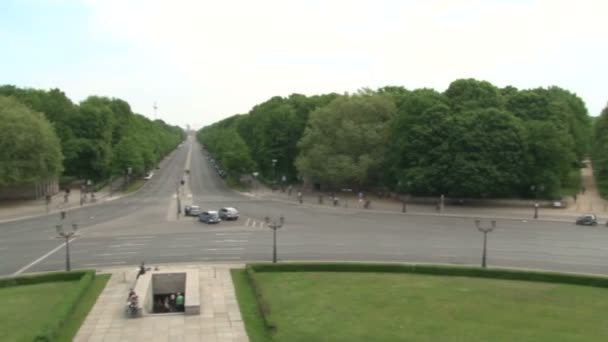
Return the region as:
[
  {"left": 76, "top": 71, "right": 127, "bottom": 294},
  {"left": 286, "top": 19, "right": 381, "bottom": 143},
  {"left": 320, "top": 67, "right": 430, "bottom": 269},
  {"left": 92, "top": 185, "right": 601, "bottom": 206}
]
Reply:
[{"left": 74, "top": 264, "right": 249, "bottom": 342}]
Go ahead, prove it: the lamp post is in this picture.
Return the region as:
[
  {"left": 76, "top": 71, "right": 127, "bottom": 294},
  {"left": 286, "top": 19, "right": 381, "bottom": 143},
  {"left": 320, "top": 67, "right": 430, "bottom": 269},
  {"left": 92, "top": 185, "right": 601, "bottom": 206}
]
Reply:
[
  {"left": 475, "top": 219, "right": 496, "bottom": 268},
  {"left": 56, "top": 223, "right": 78, "bottom": 271},
  {"left": 265, "top": 215, "right": 284, "bottom": 263}
]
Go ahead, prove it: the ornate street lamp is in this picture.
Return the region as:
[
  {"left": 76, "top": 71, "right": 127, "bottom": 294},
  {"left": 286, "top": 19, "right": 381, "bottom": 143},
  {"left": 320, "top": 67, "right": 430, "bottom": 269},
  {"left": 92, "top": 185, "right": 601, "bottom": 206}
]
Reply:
[
  {"left": 475, "top": 219, "right": 496, "bottom": 268},
  {"left": 56, "top": 223, "right": 78, "bottom": 271},
  {"left": 265, "top": 215, "right": 285, "bottom": 263}
]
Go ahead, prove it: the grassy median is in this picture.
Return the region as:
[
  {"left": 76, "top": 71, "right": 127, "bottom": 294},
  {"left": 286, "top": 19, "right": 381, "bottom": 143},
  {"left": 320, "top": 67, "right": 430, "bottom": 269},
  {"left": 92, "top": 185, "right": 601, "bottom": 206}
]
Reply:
[{"left": 234, "top": 270, "right": 608, "bottom": 342}]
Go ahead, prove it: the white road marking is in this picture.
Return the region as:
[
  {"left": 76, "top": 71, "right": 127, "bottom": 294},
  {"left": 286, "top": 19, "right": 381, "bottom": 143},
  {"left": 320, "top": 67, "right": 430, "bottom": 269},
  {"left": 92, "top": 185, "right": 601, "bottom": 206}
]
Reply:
[
  {"left": 96, "top": 251, "right": 137, "bottom": 257},
  {"left": 168, "top": 245, "right": 196, "bottom": 248},
  {"left": 13, "top": 239, "right": 77, "bottom": 275},
  {"left": 210, "top": 239, "right": 248, "bottom": 243},
  {"left": 114, "top": 236, "right": 157, "bottom": 240},
  {"left": 215, "top": 233, "right": 251, "bottom": 236},
  {"left": 203, "top": 247, "right": 244, "bottom": 252},
  {"left": 108, "top": 243, "right": 145, "bottom": 248}
]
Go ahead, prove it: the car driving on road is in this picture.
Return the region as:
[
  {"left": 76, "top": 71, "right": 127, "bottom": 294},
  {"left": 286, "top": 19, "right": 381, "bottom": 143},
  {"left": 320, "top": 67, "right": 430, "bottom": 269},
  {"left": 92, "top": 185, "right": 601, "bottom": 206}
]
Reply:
[
  {"left": 184, "top": 205, "right": 201, "bottom": 216},
  {"left": 575, "top": 213, "right": 598, "bottom": 226},
  {"left": 219, "top": 207, "right": 239, "bottom": 220},
  {"left": 199, "top": 211, "right": 221, "bottom": 224}
]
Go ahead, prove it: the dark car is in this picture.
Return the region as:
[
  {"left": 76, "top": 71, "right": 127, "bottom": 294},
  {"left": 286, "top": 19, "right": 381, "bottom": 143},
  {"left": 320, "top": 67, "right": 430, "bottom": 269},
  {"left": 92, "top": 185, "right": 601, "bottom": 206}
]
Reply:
[
  {"left": 199, "top": 211, "right": 221, "bottom": 224},
  {"left": 184, "top": 205, "right": 201, "bottom": 216},
  {"left": 575, "top": 214, "right": 597, "bottom": 226}
]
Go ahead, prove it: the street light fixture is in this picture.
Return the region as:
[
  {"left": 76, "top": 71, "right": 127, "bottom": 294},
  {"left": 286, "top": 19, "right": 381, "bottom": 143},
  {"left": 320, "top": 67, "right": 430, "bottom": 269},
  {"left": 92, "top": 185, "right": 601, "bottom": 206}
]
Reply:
[
  {"left": 475, "top": 219, "right": 495, "bottom": 268},
  {"left": 56, "top": 223, "right": 78, "bottom": 271},
  {"left": 265, "top": 215, "right": 284, "bottom": 263}
]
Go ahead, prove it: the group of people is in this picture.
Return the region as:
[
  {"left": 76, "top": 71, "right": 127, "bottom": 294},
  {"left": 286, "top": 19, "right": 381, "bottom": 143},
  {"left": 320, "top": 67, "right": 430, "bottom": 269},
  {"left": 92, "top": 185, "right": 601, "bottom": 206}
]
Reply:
[
  {"left": 154, "top": 292, "right": 185, "bottom": 313},
  {"left": 126, "top": 289, "right": 140, "bottom": 317}
]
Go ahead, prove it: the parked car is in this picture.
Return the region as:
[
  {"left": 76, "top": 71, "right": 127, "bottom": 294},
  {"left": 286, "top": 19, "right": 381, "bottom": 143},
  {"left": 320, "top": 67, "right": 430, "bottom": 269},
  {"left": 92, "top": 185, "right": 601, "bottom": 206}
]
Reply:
[
  {"left": 143, "top": 171, "right": 154, "bottom": 180},
  {"left": 219, "top": 207, "right": 239, "bottom": 220},
  {"left": 575, "top": 213, "right": 597, "bottom": 226},
  {"left": 199, "top": 211, "right": 221, "bottom": 224},
  {"left": 184, "top": 205, "right": 201, "bottom": 216}
]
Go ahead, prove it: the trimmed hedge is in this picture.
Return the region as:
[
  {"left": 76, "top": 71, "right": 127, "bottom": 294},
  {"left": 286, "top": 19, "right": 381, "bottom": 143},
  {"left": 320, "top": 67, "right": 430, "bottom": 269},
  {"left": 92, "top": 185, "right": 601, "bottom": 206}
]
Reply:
[
  {"left": 245, "top": 266, "right": 276, "bottom": 333},
  {"left": 247, "top": 262, "right": 608, "bottom": 289},
  {"left": 0, "top": 271, "right": 87, "bottom": 289},
  {"left": 0, "top": 270, "right": 96, "bottom": 342}
]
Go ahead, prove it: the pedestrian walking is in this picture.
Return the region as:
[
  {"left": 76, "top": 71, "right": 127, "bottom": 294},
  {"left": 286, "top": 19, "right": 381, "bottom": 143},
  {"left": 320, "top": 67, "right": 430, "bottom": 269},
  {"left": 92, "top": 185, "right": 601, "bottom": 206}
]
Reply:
[
  {"left": 176, "top": 292, "right": 185, "bottom": 312},
  {"left": 297, "top": 191, "right": 303, "bottom": 204},
  {"left": 582, "top": 186, "right": 586, "bottom": 194}
]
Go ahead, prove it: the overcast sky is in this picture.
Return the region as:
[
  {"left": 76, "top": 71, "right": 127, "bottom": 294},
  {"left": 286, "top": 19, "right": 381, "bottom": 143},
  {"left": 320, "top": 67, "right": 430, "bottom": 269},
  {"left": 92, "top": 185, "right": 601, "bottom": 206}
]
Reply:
[{"left": 1, "top": 0, "right": 607, "bottom": 128}]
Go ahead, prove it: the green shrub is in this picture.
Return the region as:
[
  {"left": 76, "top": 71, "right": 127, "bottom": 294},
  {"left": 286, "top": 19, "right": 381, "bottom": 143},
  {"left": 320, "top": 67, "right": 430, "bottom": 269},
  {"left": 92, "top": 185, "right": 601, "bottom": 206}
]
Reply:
[
  {"left": 248, "top": 262, "right": 608, "bottom": 289},
  {"left": 0, "top": 270, "right": 96, "bottom": 342},
  {"left": 245, "top": 266, "right": 276, "bottom": 333}
]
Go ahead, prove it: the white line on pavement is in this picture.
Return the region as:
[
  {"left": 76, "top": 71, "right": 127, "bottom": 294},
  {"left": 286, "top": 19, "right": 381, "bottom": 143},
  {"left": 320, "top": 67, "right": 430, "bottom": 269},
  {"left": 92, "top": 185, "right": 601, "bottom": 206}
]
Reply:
[
  {"left": 199, "top": 256, "right": 241, "bottom": 260},
  {"left": 215, "top": 233, "right": 252, "bottom": 236},
  {"left": 114, "top": 236, "right": 157, "bottom": 240},
  {"left": 108, "top": 243, "right": 145, "bottom": 248},
  {"left": 96, "top": 252, "right": 137, "bottom": 257},
  {"left": 13, "top": 239, "right": 77, "bottom": 276},
  {"left": 210, "top": 240, "right": 248, "bottom": 243},
  {"left": 203, "top": 247, "right": 244, "bottom": 251},
  {"left": 168, "top": 245, "right": 196, "bottom": 248}
]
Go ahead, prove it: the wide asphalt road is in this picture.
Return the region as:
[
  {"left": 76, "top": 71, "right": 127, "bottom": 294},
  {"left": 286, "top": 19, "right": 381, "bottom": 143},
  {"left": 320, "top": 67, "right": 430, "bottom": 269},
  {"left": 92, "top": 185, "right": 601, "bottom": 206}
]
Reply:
[{"left": 2, "top": 136, "right": 608, "bottom": 277}]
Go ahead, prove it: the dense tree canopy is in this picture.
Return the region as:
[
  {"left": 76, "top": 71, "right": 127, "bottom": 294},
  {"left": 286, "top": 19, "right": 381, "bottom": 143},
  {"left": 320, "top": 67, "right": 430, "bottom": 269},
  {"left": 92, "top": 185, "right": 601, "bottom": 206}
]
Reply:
[
  {"left": 296, "top": 91, "right": 396, "bottom": 189},
  {"left": 592, "top": 104, "right": 608, "bottom": 196},
  {"left": 0, "top": 85, "right": 183, "bottom": 185},
  {"left": 198, "top": 78, "right": 593, "bottom": 199},
  {"left": 0, "top": 96, "right": 63, "bottom": 186}
]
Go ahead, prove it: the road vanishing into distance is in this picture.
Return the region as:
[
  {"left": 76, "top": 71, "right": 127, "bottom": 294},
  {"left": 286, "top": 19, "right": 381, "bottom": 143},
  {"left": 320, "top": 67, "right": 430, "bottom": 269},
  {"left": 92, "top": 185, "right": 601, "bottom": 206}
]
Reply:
[{"left": 2, "top": 136, "right": 608, "bottom": 277}]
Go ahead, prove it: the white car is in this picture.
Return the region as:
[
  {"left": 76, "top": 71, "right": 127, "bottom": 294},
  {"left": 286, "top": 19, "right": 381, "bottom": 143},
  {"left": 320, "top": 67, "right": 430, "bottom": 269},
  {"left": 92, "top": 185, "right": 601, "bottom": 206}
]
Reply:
[
  {"left": 219, "top": 207, "right": 239, "bottom": 220},
  {"left": 143, "top": 172, "right": 154, "bottom": 180}
]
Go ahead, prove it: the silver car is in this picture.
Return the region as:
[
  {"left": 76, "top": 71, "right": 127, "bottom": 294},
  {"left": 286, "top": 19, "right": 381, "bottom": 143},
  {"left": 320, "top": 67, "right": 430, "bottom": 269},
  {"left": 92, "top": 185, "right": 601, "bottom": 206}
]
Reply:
[{"left": 219, "top": 207, "right": 239, "bottom": 220}]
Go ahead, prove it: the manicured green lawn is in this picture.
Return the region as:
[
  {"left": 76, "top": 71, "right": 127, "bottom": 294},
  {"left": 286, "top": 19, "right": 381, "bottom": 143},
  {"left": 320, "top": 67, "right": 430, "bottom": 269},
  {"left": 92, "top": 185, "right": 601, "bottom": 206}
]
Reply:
[
  {"left": 236, "top": 271, "right": 608, "bottom": 342},
  {"left": 0, "top": 274, "right": 110, "bottom": 342},
  {"left": 56, "top": 274, "right": 111, "bottom": 341},
  {"left": 0, "top": 280, "right": 81, "bottom": 342}
]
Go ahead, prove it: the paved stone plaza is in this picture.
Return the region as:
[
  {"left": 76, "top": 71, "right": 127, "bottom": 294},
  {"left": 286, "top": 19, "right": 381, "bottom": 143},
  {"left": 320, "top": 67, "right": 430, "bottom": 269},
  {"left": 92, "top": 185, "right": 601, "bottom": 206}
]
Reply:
[{"left": 74, "top": 264, "right": 248, "bottom": 342}]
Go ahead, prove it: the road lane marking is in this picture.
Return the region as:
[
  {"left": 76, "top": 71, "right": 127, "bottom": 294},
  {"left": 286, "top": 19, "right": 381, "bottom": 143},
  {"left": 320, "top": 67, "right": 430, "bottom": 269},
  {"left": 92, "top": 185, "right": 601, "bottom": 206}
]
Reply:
[
  {"left": 108, "top": 243, "right": 145, "bottom": 248},
  {"left": 114, "top": 236, "right": 157, "bottom": 240},
  {"left": 215, "top": 233, "right": 251, "bottom": 236},
  {"left": 13, "top": 239, "right": 77, "bottom": 276},
  {"left": 210, "top": 239, "right": 248, "bottom": 243},
  {"left": 203, "top": 247, "right": 244, "bottom": 251},
  {"left": 168, "top": 245, "right": 196, "bottom": 248},
  {"left": 96, "top": 252, "right": 137, "bottom": 257}
]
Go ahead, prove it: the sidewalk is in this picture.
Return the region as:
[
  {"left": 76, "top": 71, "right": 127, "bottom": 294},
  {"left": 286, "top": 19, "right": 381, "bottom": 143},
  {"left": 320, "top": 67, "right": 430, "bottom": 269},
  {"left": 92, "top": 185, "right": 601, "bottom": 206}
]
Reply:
[
  {"left": 0, "top": 182, "right": 125, "bottom": 224},
  {"left": 74, "top": 263, "right": 248, "bottom": 342},
  {"left": 249, "top": 181, "right": 608, "bottom": 223}
]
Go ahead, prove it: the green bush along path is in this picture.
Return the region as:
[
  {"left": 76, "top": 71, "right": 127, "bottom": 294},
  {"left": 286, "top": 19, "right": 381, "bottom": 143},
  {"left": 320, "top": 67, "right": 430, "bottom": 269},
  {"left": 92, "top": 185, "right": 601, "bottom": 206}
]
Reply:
[{"left": 243, "top": 272, "right": 608, "bottom": 342}]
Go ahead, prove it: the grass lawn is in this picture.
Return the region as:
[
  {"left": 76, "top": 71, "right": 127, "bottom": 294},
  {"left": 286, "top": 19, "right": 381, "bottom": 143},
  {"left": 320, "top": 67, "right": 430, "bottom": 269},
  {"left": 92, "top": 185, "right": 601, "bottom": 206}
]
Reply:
[
  {"left": 55, "top": 274, "right": 111, "bottom": 341},
  {"left": 0, "top": 280, "right": 81, "bottom": 341},
  {"left": 235, "top": 271, "right": 608, "bottom": 342},
  {"left": 0, "top": 274, "right": 111, "bottom": 342}
]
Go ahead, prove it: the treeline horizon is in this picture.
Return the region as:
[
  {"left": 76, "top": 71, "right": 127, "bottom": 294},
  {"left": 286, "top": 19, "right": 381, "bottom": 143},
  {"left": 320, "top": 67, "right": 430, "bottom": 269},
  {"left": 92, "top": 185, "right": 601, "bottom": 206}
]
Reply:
[
  {"left": 198, "top": 78, "right": 598, "bottom": 200},
  {"left": 0, "top": 85, "right": 184, "bottom": 188}
]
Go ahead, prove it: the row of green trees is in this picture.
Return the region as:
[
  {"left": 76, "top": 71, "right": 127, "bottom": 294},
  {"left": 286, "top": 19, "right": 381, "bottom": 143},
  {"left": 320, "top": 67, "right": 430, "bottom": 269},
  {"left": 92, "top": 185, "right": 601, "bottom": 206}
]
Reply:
[
  {"left": 198, "top": 79, "right": 592, "bottom": 199},
  {"left": 0, "top": 85, "right": 183, "bottom": 187},
  {"left": 592, "top": 104, "right": 608, "bottom": 196}
]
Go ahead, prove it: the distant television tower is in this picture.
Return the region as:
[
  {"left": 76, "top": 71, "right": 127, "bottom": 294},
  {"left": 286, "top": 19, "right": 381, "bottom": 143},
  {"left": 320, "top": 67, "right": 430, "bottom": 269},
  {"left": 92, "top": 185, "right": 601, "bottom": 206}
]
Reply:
[{"left": 153, "top": 101, "right": 158, "bottom": 119}]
